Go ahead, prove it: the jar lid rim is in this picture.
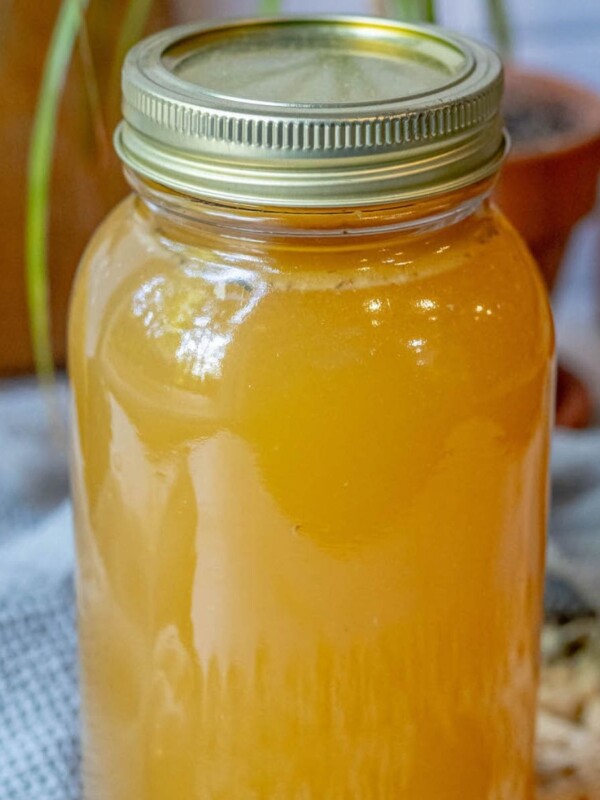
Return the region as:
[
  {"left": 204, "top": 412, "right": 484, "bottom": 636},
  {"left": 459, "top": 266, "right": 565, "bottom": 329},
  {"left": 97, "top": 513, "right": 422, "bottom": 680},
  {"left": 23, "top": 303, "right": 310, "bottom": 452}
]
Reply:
[{"left": 117, "top": 15, "right": 506, "bottom": 207}]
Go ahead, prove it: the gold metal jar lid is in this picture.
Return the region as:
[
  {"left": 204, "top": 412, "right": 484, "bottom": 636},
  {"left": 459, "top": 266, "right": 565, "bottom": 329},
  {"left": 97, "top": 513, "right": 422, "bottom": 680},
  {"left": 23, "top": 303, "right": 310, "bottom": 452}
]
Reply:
[{"left": 115, "top": 15, "right": 506, "bottom": 208}]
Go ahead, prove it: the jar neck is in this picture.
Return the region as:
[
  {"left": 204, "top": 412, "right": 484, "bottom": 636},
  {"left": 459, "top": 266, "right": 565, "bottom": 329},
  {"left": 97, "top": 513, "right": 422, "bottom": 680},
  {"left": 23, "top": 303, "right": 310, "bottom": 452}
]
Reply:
[{"left": 127, "top": 169, "right": 497, "bottom": 243}]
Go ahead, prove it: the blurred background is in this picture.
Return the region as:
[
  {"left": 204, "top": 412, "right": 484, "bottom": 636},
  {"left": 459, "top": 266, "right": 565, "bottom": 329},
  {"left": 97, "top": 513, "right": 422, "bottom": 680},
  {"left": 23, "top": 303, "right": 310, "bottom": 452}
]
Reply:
[{"left": 1, "top": 1, "right": 600, "bottom": 798}]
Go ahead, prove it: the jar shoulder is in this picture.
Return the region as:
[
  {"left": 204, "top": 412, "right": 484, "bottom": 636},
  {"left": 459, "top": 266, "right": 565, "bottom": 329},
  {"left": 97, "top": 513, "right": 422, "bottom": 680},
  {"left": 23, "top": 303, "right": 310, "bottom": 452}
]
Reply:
[{"left": 69, "top": 197, "right": 554, "bottom": 392}]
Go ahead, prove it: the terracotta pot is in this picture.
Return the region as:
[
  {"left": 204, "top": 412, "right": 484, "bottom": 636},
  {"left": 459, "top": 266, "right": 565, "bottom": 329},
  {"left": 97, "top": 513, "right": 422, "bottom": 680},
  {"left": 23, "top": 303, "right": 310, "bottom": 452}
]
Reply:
[
  {"left": 496, "top": 69, "right": 600, "bottom": 429},
  {"left": 555, "top": 365, "right": 594, "bottom": 429},
  {"left": 495, "top": 68, "right": 600, "bottom": 290}
]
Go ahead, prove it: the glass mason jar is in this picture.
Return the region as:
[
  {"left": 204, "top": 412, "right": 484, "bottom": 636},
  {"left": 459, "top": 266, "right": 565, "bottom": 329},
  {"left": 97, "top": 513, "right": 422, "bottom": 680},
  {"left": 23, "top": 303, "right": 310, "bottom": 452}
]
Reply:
[{"left": 69, "top": 17, "right": 554, "bottom": 800}]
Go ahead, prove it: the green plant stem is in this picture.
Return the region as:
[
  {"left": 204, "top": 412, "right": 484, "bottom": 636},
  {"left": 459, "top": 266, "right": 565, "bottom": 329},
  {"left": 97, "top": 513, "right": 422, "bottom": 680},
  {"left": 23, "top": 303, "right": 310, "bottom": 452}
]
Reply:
[
  {"left": 259, "top": 0, "right": 282, "bottom": 14},
  {"left": 26, "top": 0, "right": 88, "bottom": 378},
  {"left": 390, "top": 0, "right": 436, "bottom": 23},
  {"left": 78, "top": 17, "right": 110, "bottom": 157},
  {"left": 423, "top": 0, "right": 437, "bottom": 23},
  {"left": 487, "top": 0, "right": 512, "bottom": 56}
]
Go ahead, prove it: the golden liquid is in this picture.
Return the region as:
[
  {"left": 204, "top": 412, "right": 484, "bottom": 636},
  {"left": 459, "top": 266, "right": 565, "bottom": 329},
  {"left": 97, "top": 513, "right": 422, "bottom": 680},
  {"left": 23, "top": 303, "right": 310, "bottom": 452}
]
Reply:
[{"left": 70, "top": 193, "right": 554, "bottom": 799}]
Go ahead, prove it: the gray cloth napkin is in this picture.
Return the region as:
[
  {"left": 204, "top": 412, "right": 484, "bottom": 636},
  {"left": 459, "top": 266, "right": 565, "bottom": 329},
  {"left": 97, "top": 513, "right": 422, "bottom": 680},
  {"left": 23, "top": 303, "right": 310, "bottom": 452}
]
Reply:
[
  {"left": 0, "top": 503, "right": 78, "bottom": 800},
  {"left": 0, "top": 379, "right": 77, "bottom": 800},
  {"left": 1, "top": 376, "right": 599, "bottom": 799},
  {"left": 547, "top": 428, "right": 600, "bottom": 615}
]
